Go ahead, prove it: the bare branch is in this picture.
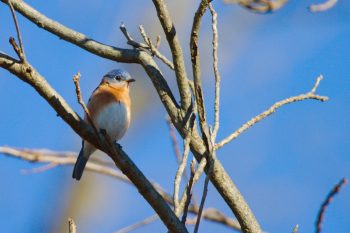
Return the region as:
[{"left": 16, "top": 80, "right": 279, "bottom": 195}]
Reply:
[
  {"left": 309, "top": 0, "right": 338, "bottom": 12},
  {"left": 316, "top": 178, "right": 348, "bottom": 233},
  {"left": 190, "top": 0, "right": 212, "bottom": 151},
  {"left": 114, "top": 215, "right": 159, "bottom": 233},
  {"left": 194, "top": 130, "right": 216, "bottom": 233},
  {"left": 139, "top": 25, "right": 174, "bottom": 70},
  {"left": 0, "top": 146, "right": 242, "bottom": 231},
  {"left": 1, "top": 1, "right": 263, "bottom": 232},
  {"left": 224, "top": 0, "right": 288, "bottom": 13},
  {"left": 216, "top": 75, "right": 328, "bottom": 149},
  {"left": 181, "top": 159, "right": 196, "bottom": 224},
  {"left": 174, "top": 135, "right": 191, "bottom": 216},
  {"left": 119, "top": 23, "right": 149, "bottom": 49},
  {"left": 167, "top": 117, "right": 183, "bottom": 164},
  {"left": 7, "top": 0, "right": 26, "bottom": 61},
  {"left": 292, "top": 224, "right": 299, "bottom": 233},
  {"left": 68, "top": 218, "right": 77, "bottom": 233},
  {"left": 152, "top": 0, "right": 192, "bottom": 110},
  {"left": 208, "top": 3, "right": 221, "bottom": 140}
]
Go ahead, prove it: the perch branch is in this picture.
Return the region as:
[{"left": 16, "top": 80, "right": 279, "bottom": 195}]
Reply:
[
  {"left": 0, "top": 146, "right": 241, "bottom": 231},
  {"left": 0, "top": 54, "right": 187, "bottom": 233},
  {"left": 315, "top": 178, "right": 348, "bottom": 233},
  {"left": 216, "top": 75, "right": 328, "bottom": 149}
]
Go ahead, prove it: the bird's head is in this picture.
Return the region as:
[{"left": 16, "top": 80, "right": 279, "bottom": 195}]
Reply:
[{"left": 102, "top": 69, "right": 135, "bottom": 88}]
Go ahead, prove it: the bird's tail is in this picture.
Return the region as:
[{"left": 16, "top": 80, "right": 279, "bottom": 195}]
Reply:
[{"left": 72, "top": 146, "right": 88, "bottom": 180}]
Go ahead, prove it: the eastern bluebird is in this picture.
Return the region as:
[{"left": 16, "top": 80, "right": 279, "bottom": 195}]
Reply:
[{"left": 72, "top": 69, "right": 135, "bottom": 180}]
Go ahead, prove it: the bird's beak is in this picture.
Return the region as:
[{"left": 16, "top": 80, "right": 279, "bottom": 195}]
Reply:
[{"left": 126, "top": 78, "right": 136, "bottom": 83}]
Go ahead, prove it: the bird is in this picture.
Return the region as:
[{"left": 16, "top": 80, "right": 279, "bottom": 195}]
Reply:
[{"left": 72, "top": 69, "right": 135, "bottom": 180}]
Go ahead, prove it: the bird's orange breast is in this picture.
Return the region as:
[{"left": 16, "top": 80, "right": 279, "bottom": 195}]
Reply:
[{"left": 87, "top": 83, "right": 131, "bottom": 120}]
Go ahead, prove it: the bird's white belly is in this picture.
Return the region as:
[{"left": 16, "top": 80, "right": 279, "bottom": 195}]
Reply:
[{"left": 94, "top": 102, "right": 130, "bottom": 141}]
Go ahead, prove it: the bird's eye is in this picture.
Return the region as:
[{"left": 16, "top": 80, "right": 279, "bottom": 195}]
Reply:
[{"left": 115, "top": 76, "right": 121, "bottom": 81}]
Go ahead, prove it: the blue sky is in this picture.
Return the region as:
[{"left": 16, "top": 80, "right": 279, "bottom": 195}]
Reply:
[{"left": 0, "top": 1, "right": 349, "bottom": 233}]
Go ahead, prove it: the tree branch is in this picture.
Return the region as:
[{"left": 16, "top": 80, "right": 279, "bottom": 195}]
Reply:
[
  {"left": 190, "top": 0, "right": 212, "bottom": 152},
  {"left": 315, "top": 178, "right": 347, "bottom": 233},
  {"left": 151, "top": 0, "right": 192, "bottom": 110},
  {"left": 68, "top": 218, "right": 77, "bottom": 233},
  {"left": 224, "top": 0, "right": 288, "bottom": 13},
  {"left": 309, "top": 0, "right": 338, "bottom": 12},
  {"left": 0, "top": 146, "right": 242, "bottom": 232},
  {"left": 7, "top": 0, "right": 26, "bottom": 61},
  {"left": 209, "top": 3, "right": 221, "bottom": 140},
  {"left": 216, "top": 75, "right": 328, "bottom": 149},
  {"left": 139, "top": 25, "right": 174, "bottom": 70}
]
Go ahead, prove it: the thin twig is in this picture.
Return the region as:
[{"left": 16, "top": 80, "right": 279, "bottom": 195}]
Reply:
[
  {"left": 119, "top": 23, "right": 149, "bottom": 49},
  {"left": 181, "top": 159, "right": 196, "bottom": 224},
  {"left": 114, "top": 214, "right": 159, "bottom": 233},
  {"left": 224, "top": 0, "right": 288, "bottom": 13},
  {"left": 21, "top": 162, "right": 58, "bottom": 174},
  {"left": 208, "top": 3, "right": 221, "bottom": 140},
  {"left": 309, "top": 0, "right": 338, "bottom": 12},
  {"left": 167, "top": 117, "right": 182, "bottom": 164},
  {"left": 178, "top": 157, "right": 207, "bottom": 217},
  {"left": 292, "top": 224, "right": 299, "bottom": 233},
  {"left": 68, "top": 218, "right": 77, "bottom": 233},
  {"left": 72, "top": 72, "right": 100, "bottom": 139},
  {"left": 174, "top": 134, "right": 191, "bottom": 216},
  {"left": 194, "top": 129, "right": 216, "bottom": 233},
  {"left": 139, "top": 25, "right": 174, "bottom": 70},
  {"left": 7, "top": 0, "right": 26, "bottom": 61},
  {"left": 315, "top": 178, "right": 348, "bottom": 233},
  {"left": 216, "top": 75, "right": 328, "bottom": 149}
]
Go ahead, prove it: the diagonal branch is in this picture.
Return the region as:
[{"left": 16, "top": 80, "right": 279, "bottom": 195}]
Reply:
[
  {"left": 0, "top": 146, "right": 242, "bottom": 232},
  {"left": 216, "top": 75, "right": 328, "bottom": 149},
  {"left": 315, "top": 178, "right": 348, "bottom": 233},
  {"left": 152, "top": 0, "right": 192, "bottom": 110}
]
